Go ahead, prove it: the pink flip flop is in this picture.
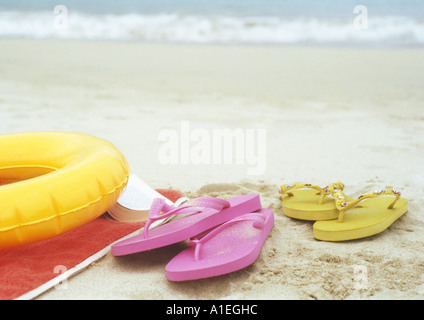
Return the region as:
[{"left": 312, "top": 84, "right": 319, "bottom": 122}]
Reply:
[
  {"left": 111, "top": 194, "right": 261, "bottom": 256},
  {"left": 165, "top": 208, "right": 274, "bottom": 281}
]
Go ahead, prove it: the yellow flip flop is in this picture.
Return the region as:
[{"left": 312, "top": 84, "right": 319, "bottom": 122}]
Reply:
[
  {"left": 280, "top": 182, "right": 350, "bottom": 221},
  {"left": 313, "top": 187, "right": 408, "bottom": 241}
]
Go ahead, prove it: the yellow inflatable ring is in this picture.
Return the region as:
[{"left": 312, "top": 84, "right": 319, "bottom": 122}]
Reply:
[{"left": 0, "top": 132, "right": 130, "bottom": 249}]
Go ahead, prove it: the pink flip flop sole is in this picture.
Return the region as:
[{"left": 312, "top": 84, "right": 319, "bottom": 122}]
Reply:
[
  {"left": 165, "top": 208, "right": 274, "bottom": 281},
  {"left": 111, "top": 194, "right": 261, "bottom": 256}
]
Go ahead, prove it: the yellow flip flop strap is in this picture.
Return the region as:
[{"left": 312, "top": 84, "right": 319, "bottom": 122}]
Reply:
[
  {"left": 280, "top": 181, "right": 345, "bottom": 205},
  {"left": 333, "top": 187, "right": 401, "bottom": 223}
]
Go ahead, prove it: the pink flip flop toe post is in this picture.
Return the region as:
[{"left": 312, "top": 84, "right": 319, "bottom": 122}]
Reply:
[
  {"left": 111, "top": 194, "right": 261, "bottom": 256},
  {"left": 165, "top": 208, "right": 274, "bottom": 281}
]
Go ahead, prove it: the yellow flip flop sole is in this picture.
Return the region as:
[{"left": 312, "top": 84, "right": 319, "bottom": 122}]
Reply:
[{"left": 313, "top": 188, "right": 408, "bottom": 241}]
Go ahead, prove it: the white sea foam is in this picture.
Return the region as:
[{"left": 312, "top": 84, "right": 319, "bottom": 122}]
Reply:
[{"left": 0, "top": 10, "right": 423, "bottom": 46}]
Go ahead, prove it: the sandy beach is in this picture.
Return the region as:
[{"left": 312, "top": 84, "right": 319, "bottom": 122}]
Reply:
[{"left": 0, "top": 39, "right": 423, "bottom": 299}]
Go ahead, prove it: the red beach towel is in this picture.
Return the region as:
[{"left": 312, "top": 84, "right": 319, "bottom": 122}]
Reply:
[{"left": 0, "top": 189, "right": 184, "bottom": 300}]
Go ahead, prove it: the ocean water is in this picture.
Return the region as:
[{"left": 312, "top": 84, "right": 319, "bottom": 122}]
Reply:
[{"left": 0, "top": 0, "right": 423, "bottom": 46}]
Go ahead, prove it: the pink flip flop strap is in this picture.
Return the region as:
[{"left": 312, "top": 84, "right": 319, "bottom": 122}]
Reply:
[
  {"left": 187, "top": 213, "right": 266, "bottom": 261},
  {"left": 143, "top": 197, "right": 231, "bottom": 239}
]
